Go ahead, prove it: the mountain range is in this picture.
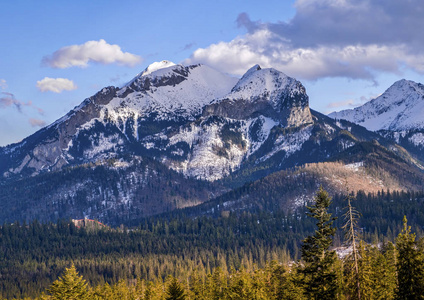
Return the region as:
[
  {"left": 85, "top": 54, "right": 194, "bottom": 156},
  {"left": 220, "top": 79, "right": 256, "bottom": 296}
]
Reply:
[{"left": 1, "top": 61, "right": 424, "bottom": 225}]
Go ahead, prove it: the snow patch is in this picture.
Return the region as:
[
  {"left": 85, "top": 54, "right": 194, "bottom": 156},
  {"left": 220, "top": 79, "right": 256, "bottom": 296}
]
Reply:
[
  {"left": 344, "top": 162, "right": 364, "bottom": 172},
  {"left": 141, "top": 60, "right": 176, "bottom": 76},
  {"left": 259, "top": 125, "right": 313, "bottom": 162},
  {"left": 409, "top": 133, "right": 424, "bottom": 146}
]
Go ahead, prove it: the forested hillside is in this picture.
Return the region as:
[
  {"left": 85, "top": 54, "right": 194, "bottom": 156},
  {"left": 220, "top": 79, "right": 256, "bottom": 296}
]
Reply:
[{"left": 1, "top": 188, "right": 424, "bottom": 299}]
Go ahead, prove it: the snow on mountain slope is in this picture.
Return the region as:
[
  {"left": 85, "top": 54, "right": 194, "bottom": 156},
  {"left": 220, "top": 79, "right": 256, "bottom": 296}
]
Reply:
[
  {"left": 0, "top": 62, "right": 343, "bottom": 183},
  {"left": 112, "top": 62, "right": 238, "bottom": 120},
  {"left": 140, "top": 60, "right": 176, "bottom": 76},
  {"left": 329, "top": 79, "right": 424, "bottom": 131},
  {"left": 141, "top": 116, "right": 279, "bottom": 181},
  {"left": 228, "top": 64, "right": 306, "bottom": 107},
  {"left": 133, "top": 65, "right": 315, "bottom": 181},
  {"left": 204, "top": 65, "right": 312, "bottom": 126}
]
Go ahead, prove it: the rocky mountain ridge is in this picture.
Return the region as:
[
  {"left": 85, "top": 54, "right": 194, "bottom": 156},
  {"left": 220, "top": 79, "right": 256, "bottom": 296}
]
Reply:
[
  {"left": 0, "top": 61, "right": 314, "bottom": 181},
  {"left": 329, "top": 79, "right": 424, "bottom": 131},
  {"left": 329, "top": 79, "right": 424, "bottom": 162},
  {"left": 1, "top": 62, "right": 424, "bottom": 224}
]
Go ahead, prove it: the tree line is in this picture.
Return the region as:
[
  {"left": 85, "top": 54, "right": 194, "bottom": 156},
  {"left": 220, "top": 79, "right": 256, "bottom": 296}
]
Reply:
[{"left": 2, "top": 188, "right": 424, "bottom": 299}]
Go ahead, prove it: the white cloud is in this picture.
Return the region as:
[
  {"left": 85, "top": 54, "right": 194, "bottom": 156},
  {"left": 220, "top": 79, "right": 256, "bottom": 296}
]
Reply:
[
  {"left": 186, "top": 1, "right": 424, "bottom": 82},
  {"left": 42, "top": 39, "right": 142, "bottom": 68},
  {"left": 29, "top": 118, "right": 46, "bottom": 127},
  {"left": 0, "top": 79, "right": 7, "bottom": 90},
  {"left": 36, "top": 77, "right": 77, "bottom": 93},
  {"left": 186, "top": 30, "right": 416, "bottom": 80}
]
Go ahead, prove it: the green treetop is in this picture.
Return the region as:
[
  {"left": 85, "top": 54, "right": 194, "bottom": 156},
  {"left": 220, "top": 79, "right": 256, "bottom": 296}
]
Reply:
[
  {"left": 47, "top": 263, "right": 89, "bottom": 300},
  {"left": 300, "top": 186, "right": 338, "bottom": 300}
]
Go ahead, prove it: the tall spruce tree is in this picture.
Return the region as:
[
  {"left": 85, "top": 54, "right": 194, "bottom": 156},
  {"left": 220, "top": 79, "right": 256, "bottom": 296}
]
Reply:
[
  {"left": 47, "top": 263, "right": 89, "bottom": 300},
  {"left": 299, "top": 186, "right": 338, "bottom": 300},
  {"left": 395, "top": 216, "right": 424, "bottom": 300},
  {"left": 165, "top": 276, "right": 186, "bottom": 300}
]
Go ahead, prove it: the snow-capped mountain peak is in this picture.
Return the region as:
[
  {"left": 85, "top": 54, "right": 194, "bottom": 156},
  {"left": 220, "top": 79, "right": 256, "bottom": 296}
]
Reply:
[
  {"left": 141, "top": 60, "right": 176, "bottom": 76},
  {"left": 329, "top": 79, "right": 424, "bottom": 131},
  {"left": 230, "top": 66, "right": 299, "bottom": 101},
  {"left": 112, "top": 63, "right": 238, "bottom": 120},
  {"left": 204, "top": 65, "right": 312, "bottom": 127}
]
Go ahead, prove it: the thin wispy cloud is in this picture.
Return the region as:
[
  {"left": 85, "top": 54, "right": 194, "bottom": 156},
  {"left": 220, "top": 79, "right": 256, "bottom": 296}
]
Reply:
[
  {"left": 186, "top": 0, "right": 424, "bottom": 81},
  {"left": 0, "top": 92, "right": 44, "bottom": 115},
  {"left": 42, "top": 39, "right": 142, "bottom": 69},
  {"left": 182, "top": 43, "right": 196, "bottom": 51},
  {"left": 326, "top": 93, "right": 381, "bottom": 113},
  {"left": 0, "top": 79, "right": 7, "bottom": 90},
  {"left": 110, "top": 75, "right": 121, "bottom": 83},
  {"left": 36, "top": 77, "right": 77, "bottom": 93},
  {"left": 29, "top": 118, "right": 46, "bottom": 128},
  {"left": 327, "top": 99, "right": 357, "bottom": 109},
  {"left": 0, "top": 92, "right": 25, "bottom": 112}
]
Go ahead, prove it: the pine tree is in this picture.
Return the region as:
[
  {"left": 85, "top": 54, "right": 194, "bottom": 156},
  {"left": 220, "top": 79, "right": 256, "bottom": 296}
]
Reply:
[
  {"left": 207, "top": 267, "right": 227, "bottom": 300},
  {"left": 227, "top": 268, "right": 254, "bottom": 300},
  {"left": 356, "top": 242, "right": 376, "bottom": 299},
  {"left": 395, "top": 216, "right": 424, "bottom": 300},
  {"left": 47, "top": 263, "right": 89, "bottom": 300},
  {"left": 270, "top": 263, "right": 305, "bottom": 300},
  {"left": 372, "top": 242, "right": 397, "bottom": 300},
  {"left": 299, "top": 186, "right": 338, "bottom": 300},
  {"left": 189, "top": 270, "right": 205, "bottom": 300},
  {"left": 165, "top": 276, "right": 186, "bottom": 300}
]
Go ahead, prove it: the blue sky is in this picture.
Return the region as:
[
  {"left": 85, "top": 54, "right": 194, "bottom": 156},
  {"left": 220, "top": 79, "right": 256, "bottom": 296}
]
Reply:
[{"left": 1, "top": 0, "right": 424, "bottom": 146}]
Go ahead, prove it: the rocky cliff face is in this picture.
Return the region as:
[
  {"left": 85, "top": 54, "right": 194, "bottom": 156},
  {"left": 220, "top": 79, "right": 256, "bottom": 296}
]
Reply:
[{"left": 1, "top": 87, "right": 118, "bottom": 177}]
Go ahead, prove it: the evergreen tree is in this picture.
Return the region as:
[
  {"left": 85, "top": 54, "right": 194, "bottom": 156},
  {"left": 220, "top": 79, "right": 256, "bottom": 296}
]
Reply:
[
  {"left": 189, "top": 270, "right": 205, "bottom": 300},
  {"left": 269, "top": 263, "right": 305, "bottom": 300},
  {"left": 372, "top": 242, "right": 397, "bottom": 300},
  {"left": 299, "top": 186, "right": 338, "bottom": 300},
  {"left": 395, "top": 216, "right": 424, "bottom": 300},
  {"left": 227, "top": 268, "right": 254, "bottom": 300},
  {"left": 355, "top": 242, "right": 376, "bottom": 299},
  {"left": 165, "top": 276, "right": 186, "bottom": 300},
  {"left": 46, "top": 263, "right": 89, "bottom": 300}
]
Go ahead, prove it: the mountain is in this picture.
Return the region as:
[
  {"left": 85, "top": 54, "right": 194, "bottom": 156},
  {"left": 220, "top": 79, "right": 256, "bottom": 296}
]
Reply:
[
  {"left": 329, "top": 79, "right": 424, "bottom": 131},
  {"left": 1, "top": 62, "right": 423, "bottom": 225},
  {"left": 0, "top": 63, "right": 312, "bottom": 182},
  {"left": 0, "top": 61, "right": 237, "bottom": 179},
  {"left": 329, "top": 79, "right": 424, "bottom": 162}
]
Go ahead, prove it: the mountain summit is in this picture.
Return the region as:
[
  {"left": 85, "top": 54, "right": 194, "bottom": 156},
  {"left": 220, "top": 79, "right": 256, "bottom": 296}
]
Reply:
[
  {"left": 204, "top": 65, "right": 312, "bottom": 126},
  {"left": 328, "top": 79, "right": 424, "bottom": 162},
  {"left": 329, "top": 79, "right": 424, "bottom": 131}
]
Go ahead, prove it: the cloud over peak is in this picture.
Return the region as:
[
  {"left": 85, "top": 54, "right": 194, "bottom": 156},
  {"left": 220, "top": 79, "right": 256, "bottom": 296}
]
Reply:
[
  {"left": 36, "top": 77, "right": 77, "bottom": 93},
  {"left": 42, "top": 39, "right": 142, "bottom": 69},
  {"left": 186, "top": 0, "right": 424, "bottom": 81}
]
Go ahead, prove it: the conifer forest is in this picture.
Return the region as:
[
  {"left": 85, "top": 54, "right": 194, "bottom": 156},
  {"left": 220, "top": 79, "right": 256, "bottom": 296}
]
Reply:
[{"left": 1, "top": 188, "right": 424, "bottom": 299}]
